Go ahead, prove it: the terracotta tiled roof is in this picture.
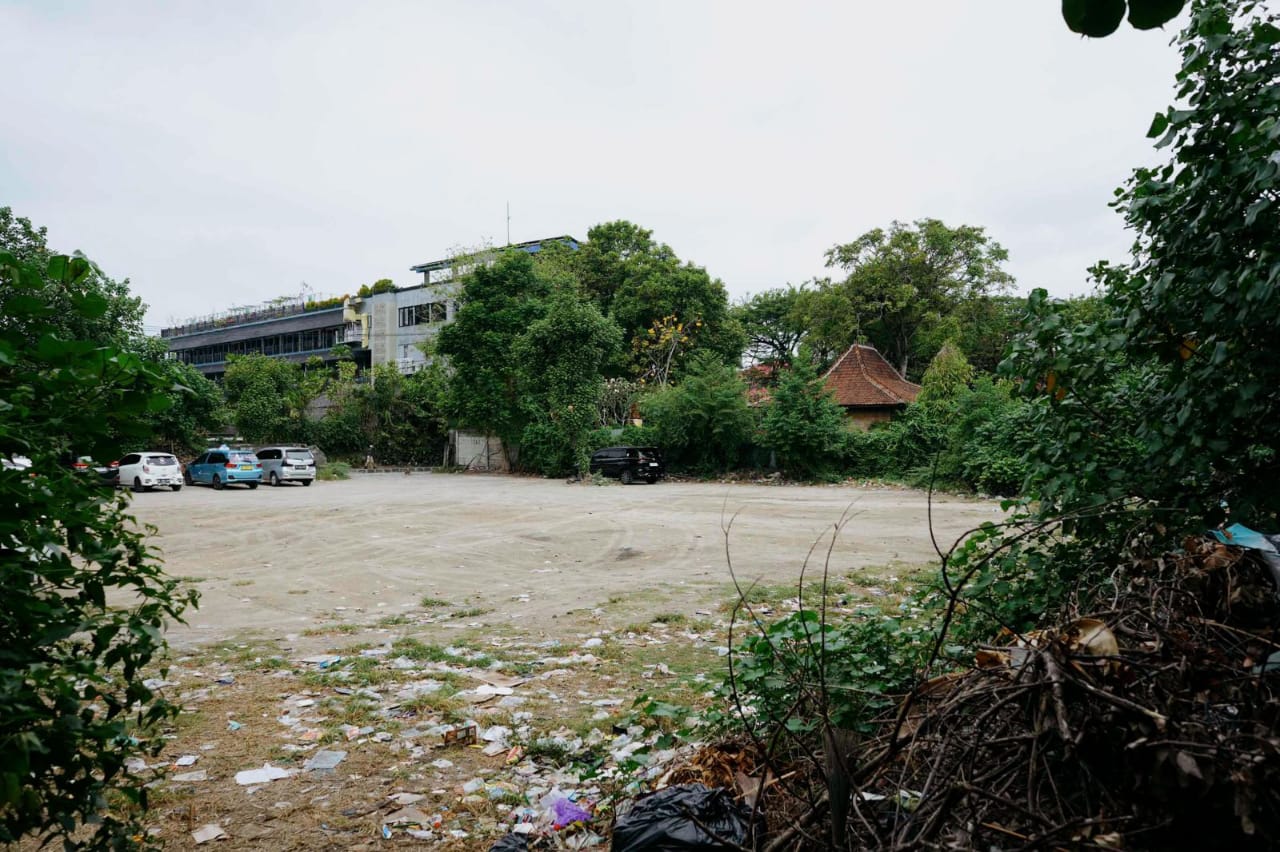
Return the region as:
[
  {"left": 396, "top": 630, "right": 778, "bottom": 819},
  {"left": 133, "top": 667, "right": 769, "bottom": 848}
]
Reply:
[{"left": 822, "top": 344, "right": 921, "bottom": 408}]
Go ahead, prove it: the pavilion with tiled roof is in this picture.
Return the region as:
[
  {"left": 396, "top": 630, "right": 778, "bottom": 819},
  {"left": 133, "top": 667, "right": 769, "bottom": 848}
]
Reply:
[{"left": 822, "top": 343, "right": 921, "bottom": 429}]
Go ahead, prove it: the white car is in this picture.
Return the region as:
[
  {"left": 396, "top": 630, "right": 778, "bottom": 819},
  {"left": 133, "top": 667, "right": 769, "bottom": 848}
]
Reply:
[{"left": 116, "top": 452, "right": 183, "bottom": 492}]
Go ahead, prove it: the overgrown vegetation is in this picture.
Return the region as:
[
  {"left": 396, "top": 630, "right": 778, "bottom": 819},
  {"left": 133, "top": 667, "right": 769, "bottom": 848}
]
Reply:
[
  {"left": 703, "top": 3, "right": 1280, "bottom": 848},
  {"left": 0, "top": 247, "right": 198, "bottom": 847}
]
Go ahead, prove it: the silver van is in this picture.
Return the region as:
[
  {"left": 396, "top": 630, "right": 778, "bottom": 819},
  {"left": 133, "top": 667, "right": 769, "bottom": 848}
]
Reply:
[{"left": 255, "top": 446, "right": 316, "bottom": 486}]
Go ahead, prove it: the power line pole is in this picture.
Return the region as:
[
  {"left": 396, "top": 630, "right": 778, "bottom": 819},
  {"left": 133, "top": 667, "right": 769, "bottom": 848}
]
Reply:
[{"left": 506, "top": 202, "right": 511, "bottom": 246}]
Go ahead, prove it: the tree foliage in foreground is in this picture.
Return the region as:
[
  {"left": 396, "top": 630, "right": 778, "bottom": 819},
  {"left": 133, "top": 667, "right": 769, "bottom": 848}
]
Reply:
[
  {"left": 1008, "top": 0, "right": 1280, "bottom": 528},
  {"left": 0, "top": 249, "right": 197, "bottom": 848}
]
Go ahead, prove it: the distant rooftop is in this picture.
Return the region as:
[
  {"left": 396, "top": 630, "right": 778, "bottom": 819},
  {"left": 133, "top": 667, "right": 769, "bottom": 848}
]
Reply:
[
  {"left": 161, "top": 293, "right": 345, "bottom": 338},
  {"left": 409, "top": 236, "right": 579, "bottom": 274}
]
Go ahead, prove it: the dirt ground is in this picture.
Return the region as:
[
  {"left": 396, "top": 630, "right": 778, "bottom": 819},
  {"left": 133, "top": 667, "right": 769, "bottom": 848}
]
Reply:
[
  {"left": 104, "top": 474, "right": 1002, "bottom": 850},
  {"left": 129, "top": 472, "right": 1002, "bottom": 650}
]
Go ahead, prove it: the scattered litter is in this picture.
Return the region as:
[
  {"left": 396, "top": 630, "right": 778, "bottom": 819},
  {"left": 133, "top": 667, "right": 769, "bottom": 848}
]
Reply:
[
  {"left": 475, "top": 683, "right": 514, "bottom": 697},
  {"left": 430, "top": 759, "right": 454, "bottom": 770},
  {"left": 226, "top": 720, "right": 242, "bottom": 732},
  {"left": 390, "top": 792, "right": 426, "bottom": 805},
  {"left": 297, "top": 655, "right": 342, "bottom": 668},
  {"left": 612, "top": 784, "right": 752, "bottom": 852},
  {"left": 174, "top": 755, "right": 199, "bottom": 767},
  {"left": 582, "top": 638, "right": 604, "bottom": 649},
  {"left": 384, "top": 806, "right": 432, "bottom": 825},
  {"left": 303, "top": 750, "right": 347, "bottom": 773},
  {"left": 552, "top": 797, "right": 593, "bottom": 827},
  {"left": 191, "top": 824, "right": 227, "bottom": 844},
  {"left": 481, "top": 725, "right": 512, "bottom": 744},
  {"left": 171, "top": 770, "right": 208, "bottom": 783},
  {"left": 294, "top": 698, "right": 315, "bottom": 708},
  {"left": 443, "top": 724, "right": 477, "bottom": 747},
  {"left": 234, "top": 764, "right": 295, "bottom": 786}
]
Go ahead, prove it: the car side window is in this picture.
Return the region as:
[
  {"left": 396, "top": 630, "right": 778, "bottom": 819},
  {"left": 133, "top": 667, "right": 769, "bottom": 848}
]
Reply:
[
  {"left": 194, "top": 453, "right": 207, "bottom": 465},
  {"left": 209, "top": 453, "right": 225, "bottom": 465},
  {"left": 120, "top": 454, "right": 139, "bottom": 466}
]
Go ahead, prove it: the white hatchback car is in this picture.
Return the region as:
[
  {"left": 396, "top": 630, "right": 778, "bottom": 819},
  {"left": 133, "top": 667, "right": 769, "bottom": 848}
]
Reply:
[{"left": 116, "top": 452, "right": 183, "bottom": 492}]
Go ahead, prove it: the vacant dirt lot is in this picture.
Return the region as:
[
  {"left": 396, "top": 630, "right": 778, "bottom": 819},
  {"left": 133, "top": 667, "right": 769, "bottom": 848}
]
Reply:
[{"left": 129, "top": 473, "right": 1000, "bottom": 649}]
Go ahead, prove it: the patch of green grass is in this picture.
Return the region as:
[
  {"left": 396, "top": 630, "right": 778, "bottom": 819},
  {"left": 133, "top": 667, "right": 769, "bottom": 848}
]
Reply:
[
  {"left": 377, "top": 614, "right": 413, "bottom": 627},
  {"left": 450, "top": 607, "right": 491, "bottom": 619},
  {"left": 302, "top": 622, "right": 360, "bottom": 636},
  {"left": 523, "top": 737, "right": 576, "bottom": 766},
  {"left": 317, "top": 461, "right": 351, "bottom": 481},
  {"left": 231, "top": 579, "right": 254, "bottom": 587},
  {"left": 392, "top": 637, "right": 453, "bottom": 662},
  {"left": 652, "top": 612, "right": 687, "bottom": 625},
  {"left": 419, "top": 596, "right": 451, "bottom": 608}
]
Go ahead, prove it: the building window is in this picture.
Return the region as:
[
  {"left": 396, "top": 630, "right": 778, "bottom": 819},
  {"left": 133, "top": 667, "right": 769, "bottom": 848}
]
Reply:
[{"left": 399, "top": 303, "right": 447, "bottom": 327}]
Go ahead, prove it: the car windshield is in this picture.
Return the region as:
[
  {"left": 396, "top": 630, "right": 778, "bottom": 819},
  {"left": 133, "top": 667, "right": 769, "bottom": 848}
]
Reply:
[
  {"left": 285, "top": 450, "right": 313, "bottom": 461},
  {"left": 229, "top": 454, "right": 258, "bottom": 464},
  {"left": 146, "top": 456, "right": 178, "bottom": 465}
]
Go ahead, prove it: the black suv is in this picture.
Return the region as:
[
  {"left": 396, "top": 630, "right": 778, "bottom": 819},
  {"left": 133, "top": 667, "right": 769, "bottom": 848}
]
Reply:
[{"left": 588, "top": 446, "right": 664, "bottom": 484}]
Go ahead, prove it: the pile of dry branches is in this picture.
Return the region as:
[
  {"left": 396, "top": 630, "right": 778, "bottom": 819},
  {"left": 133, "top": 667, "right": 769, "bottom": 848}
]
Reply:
[{"left": 742, "top": 535, "right": 1280, "bottom": 850}]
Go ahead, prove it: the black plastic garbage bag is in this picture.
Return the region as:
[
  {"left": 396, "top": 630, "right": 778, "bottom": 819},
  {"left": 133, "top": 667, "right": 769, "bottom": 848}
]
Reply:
[
  {"left": 612, "top": 783, "right": 752, "bottom": 851},
  {"left": 489, "top": 833, "right": 529, "bottom": 852}
]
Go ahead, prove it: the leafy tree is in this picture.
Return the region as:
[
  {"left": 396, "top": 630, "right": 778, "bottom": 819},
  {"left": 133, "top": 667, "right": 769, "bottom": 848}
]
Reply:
[
  {"left": 0, "top": 248, "right": 197, "bottom": 848},
  {"left": 641, "top": 352, "right": 756, "bottom": 473},
  {"left": 1007, "top": 0, "right": 1280, "bottom": 527},
  {"left": 598, "top": 377, "right": 642, "bottom": 427},
  {"left": 223, "top": 353, "right": 300, "bottom": 444},
  {"left": 633, "top": 314, "right": 700, "bottom": 387},
  {"left": 758, "top": 361, "right": 850, "bottom": 479},
  {"left": 789, "top": 281, "right": 856, "bottom": 370},
  {"left": 0, "top": 207, "right": 145, "bottom": 349},
  {"left": 825, "top": 219, "right": 1014, "bottom": 379},
  {"left": 733, "top": 285, "right": 806, "bottom": 368},
  {"left": 352, "top": 363, "right": 449, "bottom": 465},
  {"left": 918, "top": 341, "right": 974, "bottom": 403},
  {"left": 514, "top": 290, "right": 622, "bottom": 475},
  {"left": 144, "top": 358, "right": 226, "bottom": 452},
  {"left": 436, "top": 251, "right": 552, "bottom": 461},
  {"left": 572, "top": 221, "right": 745, "bottom": 373}
]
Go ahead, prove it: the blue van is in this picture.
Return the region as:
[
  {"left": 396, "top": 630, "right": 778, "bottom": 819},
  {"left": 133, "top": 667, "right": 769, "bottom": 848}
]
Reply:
[{"left": 185, "top": 448, "right": 262, "bottom": 490}]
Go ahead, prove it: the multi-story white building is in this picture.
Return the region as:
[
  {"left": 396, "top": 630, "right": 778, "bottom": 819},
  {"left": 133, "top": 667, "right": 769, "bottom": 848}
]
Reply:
[{"left": 161, "top": 236, "right": 576, "bottom": 379}]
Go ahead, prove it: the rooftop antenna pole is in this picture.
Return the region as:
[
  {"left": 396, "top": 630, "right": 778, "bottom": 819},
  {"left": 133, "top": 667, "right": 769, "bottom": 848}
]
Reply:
[{"left": 506, "top": 202, "right": 511, "bottom": 246}]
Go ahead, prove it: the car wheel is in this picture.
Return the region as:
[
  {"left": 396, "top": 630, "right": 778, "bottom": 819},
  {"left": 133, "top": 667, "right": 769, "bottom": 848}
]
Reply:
[
  {"left": 621, "top": 469, "right": 634, "bottom": 485},
  {"left": 248, "top": 482, "right": 259, "bottom": 490},
  {"left": 171, "top": 484, "right": 182, "bottom": 492},
  {"left": 132, "top": 477, "right": 145, "bottom": 493},
  {"left": 184, "top": 470, "right": 193, "bottom": 485},
  {"left": 646, "top": 475, "right": 657, "bottom": 484},
  {"left": 302, "top": 479, "right": 313, "bottom": 487},
  {"left": 212, "top": 474, "right": 224, "bottom": 491},
  {"left": 270, "top": 472, "right": 280, "bottom": 486}
]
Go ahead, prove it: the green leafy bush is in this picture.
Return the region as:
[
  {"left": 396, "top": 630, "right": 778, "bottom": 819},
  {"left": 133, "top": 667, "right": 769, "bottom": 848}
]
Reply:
[
  {"left": 758, "top": 361, "right": 849, "bottom": 480},
  {"left": 0, "top": 249, "right": 197, "bottom": 847},
  {"left": 317, "top": 461, "right": 351, "bottom": 480},
  {"left": 640, "top": 352, "right": 755, "bottom": 474},
  {"left": 719, "top": 609, "right": 931, "bottom": 736}
]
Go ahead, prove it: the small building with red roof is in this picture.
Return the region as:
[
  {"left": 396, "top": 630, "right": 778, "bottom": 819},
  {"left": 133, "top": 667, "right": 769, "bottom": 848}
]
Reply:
[{"left": 821, "top": 344, "right": 921, "bottom": 429}]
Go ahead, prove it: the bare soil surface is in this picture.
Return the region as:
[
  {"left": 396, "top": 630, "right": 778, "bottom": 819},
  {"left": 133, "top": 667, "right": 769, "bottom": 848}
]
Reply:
[
  {"left": 103, "top": 474, "right": 1002, "bottom": 850},
  {"left": 130, "top": 473, "right": 1001, "bottom": 650}
]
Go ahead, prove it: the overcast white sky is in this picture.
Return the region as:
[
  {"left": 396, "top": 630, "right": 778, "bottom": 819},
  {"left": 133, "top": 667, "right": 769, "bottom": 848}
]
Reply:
[{"left": 1, "top": 1, "right": 1186, "bottom": 331}]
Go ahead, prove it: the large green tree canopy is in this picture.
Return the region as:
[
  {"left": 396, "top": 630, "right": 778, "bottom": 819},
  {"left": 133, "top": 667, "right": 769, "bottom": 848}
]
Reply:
[{"left": 818, "top": 219, "right": 1014, "bottom": 379}]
